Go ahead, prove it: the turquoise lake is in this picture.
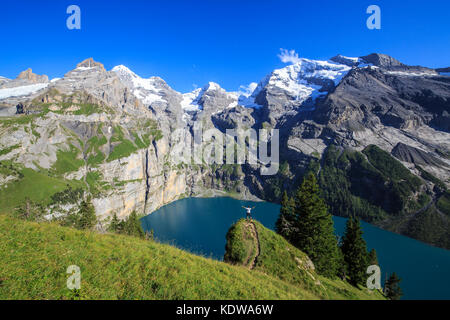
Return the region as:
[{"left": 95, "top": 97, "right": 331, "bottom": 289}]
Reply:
[{"left": 140, "top": 197, "right": 450, "bottom": 300}]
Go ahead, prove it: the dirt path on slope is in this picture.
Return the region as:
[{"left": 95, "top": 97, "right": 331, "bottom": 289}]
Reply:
[{"left": 244, "top": 221, "right": 261, "bottom": 270}]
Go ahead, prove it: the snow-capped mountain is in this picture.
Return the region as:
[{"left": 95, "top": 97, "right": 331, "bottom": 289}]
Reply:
[
  {"left": 112, "top": 66, "right": 253, "bottom": 120},
  {"left": 254, "top": 58, "right": 353, "bottom": 105},
  {"left": 112, "top": 65, "right": 168, "bottom": 105},
  {"left": 0, "top": 53, "right": 449, "bottom": 249},
  {"left": 0, "top": 69, "right": 49, "bottom": 101},
  {"left": 0, "top": 54, "right": 381, "bottom": 119},
  {"left": 2, "top": 53, "right": 448, "bottom": 122},
  {"left": 111, "top": 56, "right": 362, "bottom": 117}
]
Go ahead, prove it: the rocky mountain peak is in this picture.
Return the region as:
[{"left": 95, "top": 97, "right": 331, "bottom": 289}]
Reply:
[
  {"left": 251, "top": 57, "right": 353, "bottom": 121},
  {"left": 16, "top": 68, "right": 49, "bottom": 83},
  {"left": 76, "top": 58, "right": 106, "bottom": 71},
  {"left": 112, "top": 64, "right": 178, "bottom": 108},
  {"left": 359, "top": 53, "right": 404, "bottom": 68}
]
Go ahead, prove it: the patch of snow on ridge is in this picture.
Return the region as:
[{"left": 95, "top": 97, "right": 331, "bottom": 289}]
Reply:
[
  {"left": 384, "top": 70, "right": 438, "bottom": 77},
  {"left": 0, "top": 83, "right": 49, "bottom": 100},
  {"left": 134, "top": 90, "right": 164, "bottom": 105},
  {"left": 75, "top": 66, "right": 94, "bottom": 71},
  {"left": 180, "top": 83, "right": 213, "bottom": 111},
  {"left": 204, "top": 82, "right": 222, "bottom": 92},
  {"left": 112, "top": 65, "right": 165, "bottom": 105},
  {"left": 331, "top": 54, "right": 361, "bottom": 67},
  {"left": 181, "top": 87, "right": 203, "bottom": 111},
  {"left": 339, "top": 55, "right": 359, "bottom": 63}
]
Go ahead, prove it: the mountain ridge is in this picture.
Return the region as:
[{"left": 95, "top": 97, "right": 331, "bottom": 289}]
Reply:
[{"left": 0, "top": 52, "right": 449, "bottom": 248}]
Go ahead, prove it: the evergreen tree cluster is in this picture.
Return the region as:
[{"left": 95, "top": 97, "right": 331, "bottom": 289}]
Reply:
[
  {"left": 14, "top": 197, "right": 98, "bottom": 232},
  {"left": 276, "top": 173, "right": 340, "bottom": 278},
  {"left": 50, "top": 186, "right": 84, "bottom": 205},
  {"left": 385, "top": 272, "right": 403, "bottom": 300},
  {"left": 62, "top": 198, "right": 97, "bottom": 230},
  {"left": 108, "top": 211, "right": 146, "bottom": 239},
  {"left": 275, "top": 172, "right": 402, "bottom": 298}
]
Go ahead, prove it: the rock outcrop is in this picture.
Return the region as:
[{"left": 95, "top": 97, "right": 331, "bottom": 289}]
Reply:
[
  {"left": 76, "top": 58, "right": 106, "bottom": 71},
  {"left": 392, "top": 142, "right": 445, "bottom": 167},
  {"left": 16, "top": 68, "right": 49, "bottom": 83}
]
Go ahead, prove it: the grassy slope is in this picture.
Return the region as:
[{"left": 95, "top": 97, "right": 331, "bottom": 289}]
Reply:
[
  {"left": 225, "top": 219, "right": 385, "bottom": 300},
  {"left": 0, "top": 164, "right": 83, "bottom": 213},
  {"left": 0, "top": 215, "right": 385, "bottom": 300},
  {"left": 0, "top": 215, "right": 328, "bottom": 300}
]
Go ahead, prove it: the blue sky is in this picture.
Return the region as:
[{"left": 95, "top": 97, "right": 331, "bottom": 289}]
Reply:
[{"left": 1, "top": 0, "right": 449, "bottom": 92}]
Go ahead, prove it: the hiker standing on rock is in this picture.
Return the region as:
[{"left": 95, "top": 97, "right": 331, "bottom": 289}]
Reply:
[{"left": 242, "top": 206, "right": 255, "bottom": 221}]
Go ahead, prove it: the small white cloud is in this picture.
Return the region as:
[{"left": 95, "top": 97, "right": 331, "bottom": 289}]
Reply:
[{"left": 278, "top": 48, "right": 301, "bottom": 64}]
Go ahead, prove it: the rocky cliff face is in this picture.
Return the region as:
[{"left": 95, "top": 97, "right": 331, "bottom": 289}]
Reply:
[
  {"left": 0, "top": 60, "right": 256, "bottom": 221},
  {"left": 0, "top": 54, "right": 449, "bottom": 248}
]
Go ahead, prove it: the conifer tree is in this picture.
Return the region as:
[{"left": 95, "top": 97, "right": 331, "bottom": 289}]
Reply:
[
  {"left": 109, "top": 213, "right": 120, "bottom": 232},
  {"left": 385, "top": 272, "right": 403, "bottom": 300},
  {"left": 275, "top": 191, "right": 296, "bottom": 241},
  {"left": 341, "top": 217, "right": 369, "bottom": 286},
  {"left": 76, "top": 199, "right": 97, "bottom": 230},
  {"left": 122, "top": 211, "right": 145, "bottom": 238},
  {"left": 292, "top": 172, "right": 340, "bottom": 278},
  {"left": 368, "top": 248, "right": 378, "bottom": 266}
]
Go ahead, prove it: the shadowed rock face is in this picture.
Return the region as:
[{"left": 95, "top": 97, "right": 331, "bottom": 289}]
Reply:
[
  {"left": 313, "top": 64, "right": 450, "bottom": 132},
  {"left": 392, "top": 143, "right": 445, "bottom": 167},
  {"left": 213, "top": 107, "right": 257, "bottom": 131},
  {"left": 436, "top": 67, "right": 450, "bottom": 73}
]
